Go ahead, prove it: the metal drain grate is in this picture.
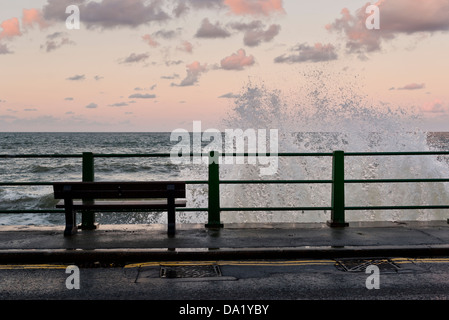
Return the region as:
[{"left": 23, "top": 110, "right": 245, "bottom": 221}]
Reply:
[
  {"left": 160, "top": 265, "right": 222, "bottom": 278},
  {"left": 335, "top": 258, "right": 400, "bottom": 273}
]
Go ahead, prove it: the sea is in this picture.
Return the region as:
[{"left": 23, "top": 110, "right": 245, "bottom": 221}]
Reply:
[
  {"left": 1, "top": 77, "right": 449, "bottom": 226},
  {"left": 0, "top": 131, "right": 448, "bottom": 226}
]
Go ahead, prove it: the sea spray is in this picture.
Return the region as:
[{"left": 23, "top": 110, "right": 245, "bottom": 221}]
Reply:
[{"left": 217, "top": 71, "right": 449, "bottom": 223}]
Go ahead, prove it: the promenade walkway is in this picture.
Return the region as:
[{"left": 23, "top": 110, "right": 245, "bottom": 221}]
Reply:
[{"left": 0, "top": 220, "right": 448, "bottom": 264}]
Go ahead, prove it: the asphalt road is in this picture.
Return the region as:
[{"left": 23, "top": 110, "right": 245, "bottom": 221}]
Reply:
[{"left": 1, "top": 257, "right": 449, "bottom": 302}]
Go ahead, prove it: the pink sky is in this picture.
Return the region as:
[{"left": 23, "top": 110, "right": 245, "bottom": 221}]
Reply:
[{"left": 0, "top": 0, "right": 448, "bottom": 132}]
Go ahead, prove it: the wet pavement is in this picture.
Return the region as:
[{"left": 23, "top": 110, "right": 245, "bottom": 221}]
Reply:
[
  {"left": 1, "top": 220, "right": 449, "bottom": 304},
  {"left": 0, "top": 220, "right": 448, "bottom": 263}
]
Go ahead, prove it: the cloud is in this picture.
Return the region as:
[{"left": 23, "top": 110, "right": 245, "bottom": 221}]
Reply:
[
  {"left": 229, "top": 20, "right": 281, "bottom": 46},
  {"left": 243, "top": 23, "right": 280, "bottom": 46},
  {"left": 219, "top": 92, "right": 240, "bottom": 98},
  {"left": 172, "top": 61, "right": 208, "bottom": 86},
  {"left": 142, "top": 34, "right": 159, "bottom": 47},
  {"left": 153, "top": 29, "right": 181, "bottom": 39},
  {"left": 24, "top": 108, "right": 38, "bottom": 112},
  {"left": 326, "top": 0, "right": 449, "bottom": 58},
  {"left": 220, "top": 49, "right": 255, "bottom": 70},
  {"left": 397, "top": 83, "right": 426, "bottom": 90},
  {"left": 421, "top": 99, "right": 449, "bottom": 114},
  {"left": 64, "top": 97, "right": 74, "bottom": 101},
  {"left": 188, "top": 0, "right": 224, "bottom": 9},
  {"left": 85, "top": 103, "right": 98, "bottom": 109},
  {"left": 173, "top": 3, "right": 190, "bottom": 17},
  {"left": 274, "top": 43, "right": 338, "bottom": 63},
  {"left": 178, "top": 41, "right": 193, "bottom": 53},
  {"left": 195, "top": 18, "right": 231, "bottom": 38},
  {"left": 42, "top": 32, "right": 75, "bottom": 52},
  {"left": 22, "top": 8, "right": 49, "bottom": 29},
  {"left": 161, "top": 73, "right": 180, "bottom": 80},
  {"left": 128, "top": 93, "right": 156, "bottom": 99},
  {"left": 0, "top": 43, "right": 13, "bottom": 54},
  {"left": 66, "top": 74, "right": 86, "bottom": 81},
  {"left": 43, "top": 0, "right": 170, "bottom": 29},
  {"left": 224, "top": 0, "right": 285, "bottom": 16},
  {"left": 120, "top": 52, "right": 150, "bottom": 64},
  {"left": 165, "top": 60, "right": 183, "bottom": 66},
  {"left": 0, "top": 17, "right": 22, "bottom": 40},
  {"left": 108, "top": 102, "right": 129, "bottom": 107}
]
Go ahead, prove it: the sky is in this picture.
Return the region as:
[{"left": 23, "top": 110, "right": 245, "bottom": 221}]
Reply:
[{"left": 0, "top": 0, "right": 448, "bottom": 132}]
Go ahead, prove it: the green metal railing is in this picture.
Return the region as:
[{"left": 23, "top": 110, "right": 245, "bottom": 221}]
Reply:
[{"left": 1, "top": 150, "right": 449, "bottom": 229}]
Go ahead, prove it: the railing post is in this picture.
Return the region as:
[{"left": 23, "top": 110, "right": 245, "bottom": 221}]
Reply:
[
  {"left": 81, "top": 152, "right": 96, "bottom": 230},
  {"left": 206, "top": 151, "right": 223, "bottom": 229},
  {"left": 328, "top": 150, "right": 348, "bottom": 227}
]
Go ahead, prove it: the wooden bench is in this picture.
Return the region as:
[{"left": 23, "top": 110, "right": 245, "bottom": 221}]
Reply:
[{"left": 53, "top": 181, "right": 186, "bottom": 237}]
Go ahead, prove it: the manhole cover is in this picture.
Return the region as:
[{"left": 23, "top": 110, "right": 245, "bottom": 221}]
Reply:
[
  {"left": 335, "top": 258, "right": 400, "bottom": 273},
  {"left": 160, "top": 265, "right": 222, "bottom": 278}
]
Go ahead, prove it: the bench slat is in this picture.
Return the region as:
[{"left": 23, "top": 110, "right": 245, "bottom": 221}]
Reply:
[
  {"left": 56, "top": 199, "right": 187, "bottom": 209},
  {"left": 53, "top": 182, "right": 186, "bottom": 199}
]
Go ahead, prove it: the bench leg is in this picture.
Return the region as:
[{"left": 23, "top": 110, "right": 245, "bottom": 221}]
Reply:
[
  {"left": 64, "top": 199, "right": 77, "bottom": 236},
  {"left": 167, "top": 207, "right": 175, "bottom": 237},
  {"left": 167, "top": 193, "right": 176, "bottom": 237}
]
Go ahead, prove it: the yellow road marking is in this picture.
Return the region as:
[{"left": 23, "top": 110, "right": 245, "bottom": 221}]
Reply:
[
  {"left": 125, "top": 257, "right": 449, "bottom": 269},
  {"left": 2, "top": 257, "right": 449, "bottom": 270},
  {"left": 125, "top": 259, "right": 336, "bottom": 269},
  {"left": 391, "top": 257, "right": 449, "bottom": 264}
]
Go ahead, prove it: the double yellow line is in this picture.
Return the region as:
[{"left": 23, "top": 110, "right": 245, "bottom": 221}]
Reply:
[
  {"left": 1, "top": 257, "right": 449, "bottom": 270},
  {"left": 391, "top": 257, "right": 449, "bottom": 265},
  {"left": 125, "top": 257, "right": 449, "bottom": 268},
  {"left": 125, "top": 259, "right": 341, "bottom": 269}
]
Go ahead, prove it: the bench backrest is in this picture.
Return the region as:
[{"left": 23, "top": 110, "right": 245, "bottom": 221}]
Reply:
[{"left": 53, "top": 181, "right": 186, "bottom": 199}]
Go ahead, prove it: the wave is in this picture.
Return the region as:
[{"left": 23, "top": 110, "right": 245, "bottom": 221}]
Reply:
[
  {"left": 0, "top": 70, "right": 448, "bottom": 225},
  {"left": 217, "top": 69, "right": 449, "bottom": 223}
]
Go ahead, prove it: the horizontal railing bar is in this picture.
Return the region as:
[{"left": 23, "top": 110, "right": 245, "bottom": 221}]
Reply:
[
  {"left": 0, "top": 154, "right": 81, "bottom": 158},
  {"left": 95, "top": 153, "right": 334, "bottom": 157},
  {"left": 346, "top": 205, "right": 449, "bottom": 210},
  {"left": 218, "top": 153, "right": 333, "bottom": 157},
  {"left": 0, "top": 208, "right": 210, "bottom": 214},
  {"left": 345, "top": 179, "right": 449, "bottom": 183},
  {"left": 345, "top": 151, "right": 449, "bottom": 156},
  {"left": 3, "top": 178, "right": 449, "bottom": 186},
  {"left": 93, "top": 153, "right": 172, "bottom": 158},
  {"left": 0, "top": 152, "right": 334, "bottom": 158},
  {"left": 220, "top": 207, "right": 332, "bottom": 211},
  {"left": 185, "top": 181, "right": 208, "bottom": 184},
  {"left": 0, "top": 181, "right": 208, "bottom": 186},
  {"left": 220, "top": 180, "right": 332, "bottom": 184},
  {"left": 2, "top": 205, "right": 448, "bottom": 214},
  {"left": 1, "top": 151, "right": 448, "bottom": 159}
]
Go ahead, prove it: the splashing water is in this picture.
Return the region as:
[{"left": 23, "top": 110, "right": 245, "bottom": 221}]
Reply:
[
  {"left": 217, "top": 70, "right": 449, "bottom": 223},
  {"left": 1, "top": 71, "right": 448, "bottom": 226}
]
